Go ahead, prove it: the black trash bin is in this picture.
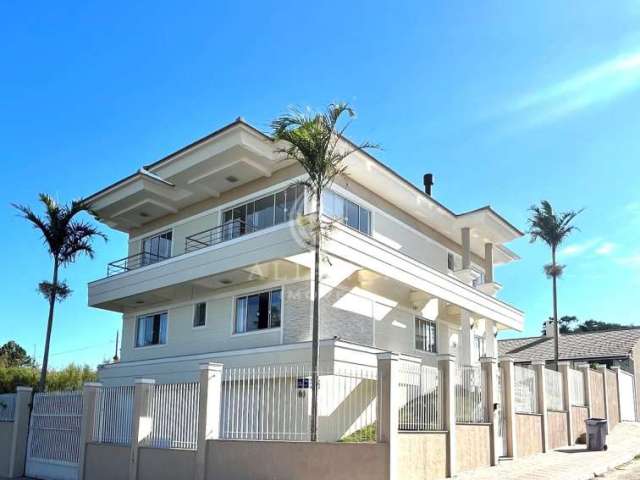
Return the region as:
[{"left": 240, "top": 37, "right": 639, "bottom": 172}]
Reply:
[{"left": 585, "top": 418, "right": 608, "bottom": 451}]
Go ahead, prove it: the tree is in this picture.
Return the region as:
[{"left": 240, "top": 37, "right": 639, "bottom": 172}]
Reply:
[
  {"left": 271, "top": 103, "right": 377, "bottom": 441},
  {"left": 540, "top": 315, "right": 578, "bottom": 335},
  {"left": 0, "top": 341, "right": 34, "bottom": 368},
  {"left": 528, "top": 200, "right": 582, "bottom": 370},
  {"left": 12, "top": 194, "right": 106, "bottom": 391},
  {"left": 0, "top": 363, "right": 98, "bottom": 394}
]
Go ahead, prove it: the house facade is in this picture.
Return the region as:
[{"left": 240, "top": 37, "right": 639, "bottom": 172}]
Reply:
[{"left": 86, "top": 118, "right": 524, "bottom": 387}]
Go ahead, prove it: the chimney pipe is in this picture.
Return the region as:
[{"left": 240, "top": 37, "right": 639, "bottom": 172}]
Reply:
[{"left": 423, "top": 173, "right": 434, "bottom": 196}]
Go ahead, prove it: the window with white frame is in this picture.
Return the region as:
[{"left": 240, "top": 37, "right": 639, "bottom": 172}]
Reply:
[
  {"left": 415, "top": 317, "right": 437, "bottom": 353},
  {"left": 447, "top": 252, "right": 455, "bottom": 271},
  {"left": 193, "top": 302, "right": 207, "bottom": 328},
  {"left": 135, "top": 312, "right": 168, "bottom": 347},
  {"left": 222, "top": 185, "right": 305, "bottom": 240},
  {"left": 141, "top": 230, "right": 172, "bottom": 265},
  {"left": 234, "top": 288, "right": 282, "bottom": 333},
  {"left": 322, "top": 190, "right": 371, "bottom": 235},
  {"left": 471, "top": 268, "right": 485, "bottom": 288}
]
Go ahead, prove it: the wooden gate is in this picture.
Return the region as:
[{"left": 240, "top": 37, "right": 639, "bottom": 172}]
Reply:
[{"left": 25, "top": 391, "right": 83, "bottom": 480}]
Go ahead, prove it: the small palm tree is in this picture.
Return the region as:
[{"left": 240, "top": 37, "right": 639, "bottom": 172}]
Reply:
[
  {"left": 271, "top": 103, "right": 377, "bottom": 440},
  {"left": 528, "top": 200, "right": 582, "bottom": 371},
  {"left": 13, "top": 194, "right": 106, "bottom": 391}
]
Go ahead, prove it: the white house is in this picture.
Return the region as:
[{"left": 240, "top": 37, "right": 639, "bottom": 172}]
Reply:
[{"left": 86, "top": 118, "right": 524, "bottom": 391}]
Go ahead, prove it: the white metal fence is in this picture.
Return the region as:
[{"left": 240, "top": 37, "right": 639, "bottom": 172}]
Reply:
[
  {"left": 545, "top": 368, "right": 564, "bottom": 411},
  {"left": 455, "top": 365, "right": 486, "bottom": 423},
  {"left": 143, "top": 382, "right": 200, "bottom": 450},
  {"left": 221, "top": 364, "right": 378, "bottom": 442},
  {"left": 0, "top": 393, "right": 16, "bottom": 422},
  {"left": 619, "top": 370, "right": 636, "bottom": 421},
  {"left": 398, "top": 363, "right": 442, "bottom": 431},
  {"left": 514, "top": 365, "right": 537, "bottom": 413},
  {"left": 27, "top": 391, "right": 83, "bottom": 465},
  {"left": 570, "top": 369, "right": 586, "bottom": 406},
  {"left": 93, "top": 386, "right": 134, "bottom": 445}
]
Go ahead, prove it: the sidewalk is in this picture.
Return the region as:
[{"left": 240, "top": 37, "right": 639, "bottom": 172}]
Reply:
[{"left": 457, "top": 423, "right": 640, "bottom": 480}]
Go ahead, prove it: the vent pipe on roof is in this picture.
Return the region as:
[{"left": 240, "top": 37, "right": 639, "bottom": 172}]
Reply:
[{"left": 423, "top": 173, "right": 434, "bottom": 196}]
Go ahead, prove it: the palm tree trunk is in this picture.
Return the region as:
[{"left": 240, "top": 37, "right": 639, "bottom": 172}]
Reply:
[
  {"left": 310, "top": 193, "right": 321, "bottom": 442},
  {"left": 552, "top": 248, "right": 559, "bottom": 372},
  {"left": 38, "top": 258, "right": 59, "bottom": 392}
]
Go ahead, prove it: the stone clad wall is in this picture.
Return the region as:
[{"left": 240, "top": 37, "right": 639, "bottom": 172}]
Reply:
[
  {"left": 571, "top": 406, "right": 589, "bottom": 443},
  {"left": 590, "top": 370, "right": 606, "bottom": 418},
  {"left": 456, "top": 424, "right": 492, "bottom": 472},
  {"left": 547, "top": 410, "right": 568, "bottom": 449},
  {"left": 515, "top": 413, "right": 543, "bottom": 457},
  {"left": 606, "top": 370, "right": 620, "bottom": 427},
  {"left": 397, "top": 432, "right": 447, "bottom": 480}
]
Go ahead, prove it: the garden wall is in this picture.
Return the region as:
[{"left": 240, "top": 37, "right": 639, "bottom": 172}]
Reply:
[
  {"left": 83, "top": 443, "right": 129, "bottom": 480},
  {"left": 397, "top": 432, "right": 447, "bottom": 480},
  {"left": 606, "top": 370, "right": 620, "bottom": 427},
  {"left": 455, "top": 424, "right": 491, "bottom": 472},
  {"left": 515, "top": 413, "right": 543, "bottom": 457},
  {"left": 547, "top": 411, "right": 568, "bottom": 450},
  {"left": 571, "top": 406, "right": 588, "bottom": 443},
  {"left": 590, "top": 370, "right": 605, "bottom": 418},
  {"left": 0, "top": 422, "right": 14, "bottom": 478}
]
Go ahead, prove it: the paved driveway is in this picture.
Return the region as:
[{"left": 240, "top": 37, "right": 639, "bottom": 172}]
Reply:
[{"left": 457, "top": 423, "right": 640, "bottom": 480}]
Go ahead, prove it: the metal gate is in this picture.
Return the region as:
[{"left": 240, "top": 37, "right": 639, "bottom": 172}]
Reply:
[
  {"left": 496, "top": 368, "right": 507, "bottom": 457},
  {"left": 25, "top": 391, "right": 83, "bottom": 480}
]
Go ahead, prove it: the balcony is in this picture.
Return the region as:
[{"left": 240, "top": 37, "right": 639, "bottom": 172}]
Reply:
[{"left": 106, "top": 220, "right": 254, "bottom": 277}]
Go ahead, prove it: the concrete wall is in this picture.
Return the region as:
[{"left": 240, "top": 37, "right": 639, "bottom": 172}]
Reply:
[
  {"left": 571, "top": 406, "right": 588, "bottom": 443},
  {"left": 455, "top": 424, "right": 491, "bottom": 472},
  {"left": 515, "top": 414, "right": 543, "bottom": 457},
  {"left": 547, "top": 411, "right": 568, "bottom": 450},
  {"left": 83, "top": 443, "right": 129, "bottom": 480},
  {"left": 606, "top": 370, "right": 620, "bottom": 427},
  {"left": 590, "top": 370, "right": 605, "bottom": 418},
  {"left": 632, "top": 345, "right": 640, "bottom": 421},
  {"left": 397, "top": 432, "right": 447, "bottom": 480},
  {"left": 138, "top": 447, "right": 195, "bottom": 480},
  {"left": 0, "top": 422, "right": 14, "bottom": 478},
  {"left": 205, "top": 440, "right": 387, "bottom": 480}
]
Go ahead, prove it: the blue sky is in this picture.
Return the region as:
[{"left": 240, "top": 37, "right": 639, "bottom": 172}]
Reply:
[{"left": 1, "top": 1, "right": 640, "bottom": 368}]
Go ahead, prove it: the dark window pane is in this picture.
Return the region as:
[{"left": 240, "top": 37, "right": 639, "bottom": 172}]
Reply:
[
  {"left": 345, "top": 200, "right": 359, "bottom": 229},
  {"left": 246, "top": 294, "right": 260, "bottom": 332},
  {"left": 233, "top": 205, "right": 247, "bottom": 237},
  {"left": 258, "top": 292, "right": 270, "bottom": 329},
  {"left": 275, "top": 191, "right": 286, "bottom": 224},
  {"left": 194, "top": 302, "right": 206, "bottom": 327},
  {"left": 286, "top": 186, "right": 304, "bottom": 220},
  {"left": 359, "top": 208, "right": 370, "bottom": 235},
  {"left": 254, "top": 195, "right": 275, "bottom": 230},
  {"left": 270, "top": 289, "right": 282, "bottom": 328}
]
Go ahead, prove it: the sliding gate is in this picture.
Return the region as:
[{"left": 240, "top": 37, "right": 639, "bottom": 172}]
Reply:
[{"left": 25, "top": 391, "right": 83, "bottom": 480}]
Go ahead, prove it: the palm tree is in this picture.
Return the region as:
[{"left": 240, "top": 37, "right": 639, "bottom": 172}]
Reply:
[
  {"left": 528, "top": 200, "right": 582, "bottom": 371},
  {"left": 13, "top": 194, "right": 106, "bottom": 391},
  {"left": 271, "top": 103, "right": 377, "bottom": 440}
]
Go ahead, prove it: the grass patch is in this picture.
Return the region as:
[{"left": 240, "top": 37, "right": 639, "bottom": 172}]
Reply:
[{"left": 338, "top": 424, "right": 376, "bottom": 443}]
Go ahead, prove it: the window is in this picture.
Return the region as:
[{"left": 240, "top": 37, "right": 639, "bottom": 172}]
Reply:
[
  {"left": 474, "top": 334, "right": 486, "bottom": 360},
  {"left": 135, "top": 312, "right": 167, "bottom": 347},
  {"left": 447, "top": 253, "right": 455, "bottom": 271},
  {"left": 322, "top": 190, "right": 371, "bottom": 235},
  {"left": 471, "top": 268, "right": 485, "bottom": 288},
  {"left": 235, "top": 288, "right": 282, "bottom": 333},
  {"left": 223, "top": 185, "right": 304, "bottom": 240},
  {"left": 415, "top": 317, "right": 437, "bottom": 353},
  {"left": 193, "top": 302, "right": 207, "bottom": 328},
  {"left": 142, "top": 231, "right": 172, "bottom": 265}
]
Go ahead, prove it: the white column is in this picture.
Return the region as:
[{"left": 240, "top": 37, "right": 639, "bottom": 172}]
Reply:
[
  {"left": 532, "top": 361, "right": 548, "bottom": 452},
  {"left": 485, "top": 319, "right": 497, "bottom": 359},
  {"left": 8, "top": 386, "right": 32, "bottom": 478},
  {"left": 480, "top": 356, "right": 499, "bottom": 466},
  {"left": 79, "top": 382, "right": 102, "bottom": 480},
  {"left": 558, "top": 361, "right": 573, "bottom": 446},
  {"left": 459, "top": 311, "right": 473, "bottom": 366},
  {"left": 129, "top": 379, "right": 155, "bottom": 480},
  {"left": 195, "top": 362, "right": 224, "bottom": 480},
  {"left": 438, "top": 353, "right": 456, "bottom": 477},
  {"left": 484, "top": 243, "right": 494, "bottom": 284},
  {"left": 499, "top": 357, "right": 517, "bottom": 458},
  {"left": 377, "top": 353, "right": 400, "bottom": 480}
]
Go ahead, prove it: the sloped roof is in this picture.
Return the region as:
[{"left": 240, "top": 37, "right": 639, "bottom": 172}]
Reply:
[{"left": 498, "top": 328, "right": 640, "bottom": 363}]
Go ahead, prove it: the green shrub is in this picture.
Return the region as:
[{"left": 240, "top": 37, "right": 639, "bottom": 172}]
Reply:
[{"left": 0, "top": 364, "right": 97, "bottom": 393}]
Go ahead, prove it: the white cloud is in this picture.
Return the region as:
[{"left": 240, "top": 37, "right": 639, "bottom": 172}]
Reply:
[
  {"left": 505, "top": 51, "right": 640, "bottom": 127},
  {"left": 559, "top": 238, "right": 601, "bottom": 258},
  {"left": 595, "top": 242, "right": 616, "bottom": 255}
]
